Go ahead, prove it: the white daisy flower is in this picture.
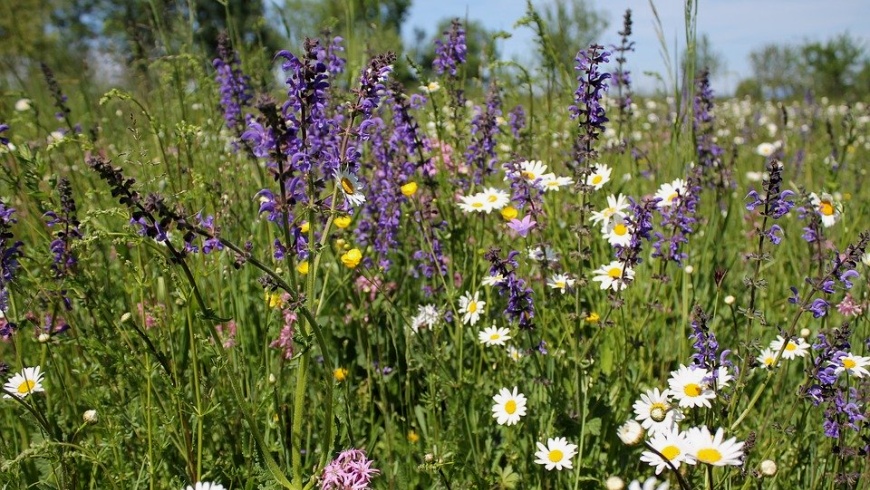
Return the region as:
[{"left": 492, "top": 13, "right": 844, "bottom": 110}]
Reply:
[
  {"left": 830, "top": 352, "right": 870, "bottom": 378},
  {"left": 603, "top": 214, "right": 633, "bottom": 247},
  {"left": 534, "top": 437, "right": 578, "bottom": 471},
  {"left": 654, "top": 178, "right": 687, "bottom": 208},
  {"left": 755, "top": 142, "right": 777, "bottom": 157},
  {"left": 632, "top": 388, "right": 684, "bottom": 435},
  {"left": 546, "top": 274, "right": 575, "bottom": 293},
  {"left": 15, "top": 99, "right": 31, "bottom": 112},
  {"left": 420, "top": 81, "right": 441, "bottom": 93},
  {"left": 410, "top": 304, "right": 440, "bottom": 333},
  {"left": 617, "top": 419, "right": 645, "bottom": 446},
  {"left": 586, "top": 164, "right": 612, "bottom": 190},
  {"left": 478, "top": 325, "right": 511, "bottom": 346},
  {"left": 527, "top": 246, "right": 560, "bottom": 263},
  {"left": 491, "top": 387, "right": 527, "bottom": 426},
  {"left": 628, "top": 477, "right": 670, "bottom": 490},
  {"left": 667, "top": 365, "right": 716, "bottom": 408},
  {"left": 482, "top": 273, "right": 505, "bottom": 286},
  {"left": 684, "top": 426, "right": 744, "bottom": 467},
  {"left": 592, "top": 261, "right": 635, "bottom": 291},
  {"left": 185, "top": 483, "right": 226, "bottom": 490},
  {"left": 335, "top": 168, "right": 366, "bottom": 207},
  {"left": 640, "top": 429, "right": 690, "bottom": 475},
  {"left": 757, "top": 348, "right": 778, "bottom": 369},
  {"left": 590, "top": 193, "right": 630, "bottom": 229},
  {"left": 3, "top": 366, "right": 45, "bottom": 399},
  {"left": 506, "top": 160, "right": 549, "bottom": 184},
  {"left": 808, "top": 192, "right": 841, "bottom": 228},
  {"left": 506, "top": 345, "right": 523, "bottom": 362},
  {"left": 457, "top": 193, "right": 492, "bottom": 213},
  {"left": 540, "top": 174, "right": 574, "bottom": 192},
  {"left": 458, "top": 291, "right": 485, "bottom": 326},
  {"left": 769, "top": 335, "right": 810, "bottom": 359},
  {"left": 480, "top": 187, "right": 510, "bottom": 210}
]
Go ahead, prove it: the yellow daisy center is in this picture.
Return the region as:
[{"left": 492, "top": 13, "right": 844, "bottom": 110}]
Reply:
[
  {"left": 696, "top": 448, "right": 722, "bottom": 464},
  {"left": 521, "top": 171, "right": 536, "bottom": 180},
  {"left": 468, "top": 302, "right": 478, "bottom": 313},
  {"left": 488, "top": 195, "right": 498, "bottom": 202},
  {"left": 548, "top": 449, "right": 564, "bottom": 463},
  {"left": 843, "top": 358, "right": 857, "bottom": 369},
  {"left": 490, "top": 333, "right": 500, "bottom": 341},
  {"left": 667, "top": 192, "right": 679, "bottom": 202},
  {"left": 555, "top": 281, "right": 565, "bottom": 289},
  {"left": 764, "top": 356, "right": 775, "bottom": 366},
  {"left": 660, "top": 445, "right": 681, "bottom": 460},
  {"left": 684, "top": 383, "right": 702, "bottom": 397},
  {"left": 471, "top": 201, "right": 484, "bottom": 208},
  {"left": 505, "top": 400, "right": 517, "bottom": 414},
  {"left": 592, "top": 175, "right": 603, "bottom": 185},
  {"left": 650, "top": 403, "right": 668, "bottom": 422},
  {"left": 607, "top": 267, "right": 622, "bottom": 278},
  {"left": 785, "top": 342, "right": 797, "bottom": 351},
  {"left": 819, "top": 200, "right": 834, "bottom": 216},
  {"left": 340, "top": 177, "right": 356, "bottom": 195},
  {"left": 17, "top": 380, "right": 36, "bottom": 394},
  {"left": 613, "top": 223, "right": 628, "bottom": 236}
]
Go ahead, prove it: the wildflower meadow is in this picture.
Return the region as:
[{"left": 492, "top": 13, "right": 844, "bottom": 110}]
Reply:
[{"left": 1, "top": 1, "right": 869, "bottom": 489}]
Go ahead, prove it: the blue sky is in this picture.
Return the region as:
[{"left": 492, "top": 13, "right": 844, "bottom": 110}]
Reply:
[{"left": 403, "top": 0, "right": 870, "bottom": 95}]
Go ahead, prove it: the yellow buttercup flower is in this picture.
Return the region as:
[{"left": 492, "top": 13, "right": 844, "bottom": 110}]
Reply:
[
  {"left": 341, "top": 248, "right": 362, "bottom": 269},
  {"left": 297, "top": 260, "right": 309, "bottom": 275},
  {"left": 267, "top": 292, "right": 284, "bottom": 309},
  {"left": 585, "top": 312, "right": 600, "bottom": 323},
  {"left": 407, "top": 430, "right": 420, "bottom": 443},
  {"left": 501, "top": 206, "right": 518, "bottom": 221},
  {"left": 334, "top": 215, "right": 352, "bottom": 229},
  {"left": 401, "top": 182, "right": 418, "bottom": 196},
  {"left": 299, "top": 221, "right": 310, "bottom": 233},
  {"left": 333, "top": 367, "right": 349, "bottom": 382}
]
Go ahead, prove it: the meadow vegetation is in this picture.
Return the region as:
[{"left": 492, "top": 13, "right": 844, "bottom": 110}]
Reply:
[{"left": 1, "top": 1, "right": 869, "bottom": 489}]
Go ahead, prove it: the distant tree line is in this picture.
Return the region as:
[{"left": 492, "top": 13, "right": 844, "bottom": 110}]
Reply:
[{"left": 736, "top": 33, "right": 870, "bottom": 101}]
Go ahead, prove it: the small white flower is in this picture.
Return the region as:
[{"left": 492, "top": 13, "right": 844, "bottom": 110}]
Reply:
[
  {"left": 684, "top": 425, "right": 744, "bottom": 467},
  {"left": 617, "top": 419, "right": 645, "bottom": 446},
  {"left": 592, "top": 261, "right": 634, "bottom": 291},
  {"left": 335, "top": 168, "right": 366, "bottom": 207},
  {"left": 410, "top": 304, "right": 440, "bottom": 333},
  {"left": 603, "top": 215, "right": 633, "bottom": 247},
  {"left": 632, "top": 388, "right": 684, "bottom": 435},
  {"left": 546, "top": 274, "right": 575, "bottom": 293},
  {"left": 506, "top": 345, "right": 523, "bottom": 362},
  {"left": 479, "top": 187, "right": 510, "bottom": 210},
  {"left": 15, "top": 99, "right": 31, "bottom": 112},
  {"left": 667, "top": 365, "right": 716, "bottom": 408},
  {"left": 757, "top": 348, "right": 778, "bottom": 369},
  {"left": 590, "top": 193, "right": 630, "bottom": 230},
  {"left": 654, "top": 179, "right": 687, "bottom": 208},
  {"left": 420, "top": 81, "right": 441, "bottom": 93},
  {"left": 185, "top": 482, "right": 226, "bottom": 490},
  {"left": 830, "top": 352, "right": 870, "bottom": 378},
  {"left": 478, "top": 325, "right": 511, "bottom": 346},
  {"left": 756, "top": 142, "right": 777, "bottom": 157},
  {"left": 3, "top": 366, "right": 45, "bottom": 399},
  {"left": 586, "top": 164, "right": 612, "bottom": 190},
  {"left": 491, "top": 387, "right": 527, "bottom": 426},
  {"left": 540, "top": 174, "right": 574, "bottom": 192},
  {"left": 760, "top": 459, "right": 777, "bottom": 476},
  {"left": 605, "top": 476, "right": 625, "bottom": 490},
  {"left": 458, "top": 291, "right": 485, "bottom": 326},
  {"left": 640, "top": 429, "right": 689, "bottom": 475},
  {"left": 769, "top": 335, "right": 810, "bottom": 359},
  {"left": 457, "top": 192, "right": 492, "bottom": 213},
  {"left": 628, "top": 477, "right": 670, "bottom": 490},
  {"left": 482, "top": 274, "right": 505, "bottom": 286},
  {"left": 808, "top": 192, "right": 841, "bottom": 227},
  {"left": 534, "top": 437, "right": 578, "bottom": 471}
]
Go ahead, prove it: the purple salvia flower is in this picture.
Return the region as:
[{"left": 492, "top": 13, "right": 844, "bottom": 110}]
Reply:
[
  {"left": 433, "top": 19, "right": 467, "bottom": 77},
  {"left": 44, "top": 178, "right": 82, "bottom": 280},
  {"left": 485, "top": 248, "right": 535, "bottom": 330},
  {"left": 0, "top": 200, "right": 23, "bottom": 315},
  {"left": 213, "top": 31, "right": 253, "bottom": 134},
  {"left": 0, "top": 124, "right": 9, "bottom": 146},
  {"left": 652, "top": 172, "right": 701, "bottom": 265},
  {"left": 508, "top": 105, "right": 525, "bottom": 141},
  {"left": 464, "top": 83, "right": 501, "bottom": 184},
  {"left": 610, "top": 9, "right": 635, "bottom": 131},
  {"left": 320, "top": 448, "right": 379, "bottom": 490},
  {"left": 570, "top": 44, "right": 611, "bottom": 173},
  {"left": 615, "top": 197, "right": 656, "bottom": 268},
  {"left": 744, "top": 160, "right": 794, "bottom": 246},
  {"left": 693, "top": 69, "right": 729, "bottom": 189}
]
